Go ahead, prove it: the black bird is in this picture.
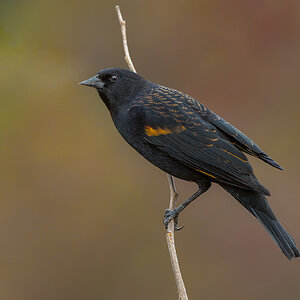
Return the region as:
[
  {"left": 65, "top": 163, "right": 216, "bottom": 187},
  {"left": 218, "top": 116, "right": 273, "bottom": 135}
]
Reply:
[{"left": 80, "top": 67, "right": 299, "bottom": 260}]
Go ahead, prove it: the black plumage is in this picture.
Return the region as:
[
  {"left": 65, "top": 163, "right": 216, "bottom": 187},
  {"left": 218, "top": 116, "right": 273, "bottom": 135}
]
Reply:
[{"left": 80, "top": 67, "right": 299, "bottom": 260}]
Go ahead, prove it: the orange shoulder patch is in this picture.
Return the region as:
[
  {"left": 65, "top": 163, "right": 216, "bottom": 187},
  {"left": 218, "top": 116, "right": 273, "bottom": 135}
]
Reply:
[{"left": 145, "top": 125, "right": 185, "bottom": 136}]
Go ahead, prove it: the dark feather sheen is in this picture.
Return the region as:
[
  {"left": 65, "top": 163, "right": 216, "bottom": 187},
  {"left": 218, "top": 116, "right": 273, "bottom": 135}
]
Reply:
[{"left": 80, "top": 67, "right": 298, "bottom": 260}]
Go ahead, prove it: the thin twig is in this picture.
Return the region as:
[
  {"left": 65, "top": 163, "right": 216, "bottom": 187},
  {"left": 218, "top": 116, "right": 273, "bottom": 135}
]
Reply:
[
  {"left": 115, "top": 5, "right": 188, "bottom": 300},
  {"left": 166, "top": 175, "right": 188, "bottom": 300},
  {"left": 115, "top": 6, "right": 136, "bottom": 73}
]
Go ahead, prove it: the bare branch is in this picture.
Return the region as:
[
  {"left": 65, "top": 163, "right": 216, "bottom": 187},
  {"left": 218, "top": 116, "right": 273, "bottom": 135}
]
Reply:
[
  {"left": 115, "top": 5, "right": 188, "bottom": 299},
  {"left": 166, "top": 175, "right": 188, "bottom": 300},
  {"left": 115, "top": 5, "right": 136, "bottom": 73}
]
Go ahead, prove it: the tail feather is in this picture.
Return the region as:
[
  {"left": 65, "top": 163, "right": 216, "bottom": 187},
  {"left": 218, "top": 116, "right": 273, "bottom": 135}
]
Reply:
[
  {"left": 220, "top": 183, "right": 300, "bottom": 260},
  {"left": 249, "top": 208, "right": 300, "bottom": 260}
]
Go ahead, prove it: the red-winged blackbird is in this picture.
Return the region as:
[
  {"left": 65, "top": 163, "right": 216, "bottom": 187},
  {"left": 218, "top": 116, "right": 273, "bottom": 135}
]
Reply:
[{"left": 80, "top": 68, "right": 299, "bottom": 260}]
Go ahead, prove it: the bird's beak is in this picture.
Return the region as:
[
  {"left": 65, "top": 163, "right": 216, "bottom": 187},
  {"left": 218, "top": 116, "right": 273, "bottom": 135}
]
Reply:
[{"left": 79, "top": 75, "right": 104, "bottom": 89}]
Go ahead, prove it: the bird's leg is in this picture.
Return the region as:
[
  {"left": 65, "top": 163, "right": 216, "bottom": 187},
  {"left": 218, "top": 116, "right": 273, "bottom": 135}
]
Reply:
[
  {"left": 163, "top": 182, "right": 211, "bottom": 231},
  {"left": 164, "top": 190, "right": 202, "bottom": 231}
]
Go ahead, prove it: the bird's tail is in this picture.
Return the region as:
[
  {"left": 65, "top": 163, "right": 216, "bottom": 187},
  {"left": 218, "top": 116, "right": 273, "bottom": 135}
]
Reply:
[{"left": 220, "top": 183, "right": 300, "bottom": 260}]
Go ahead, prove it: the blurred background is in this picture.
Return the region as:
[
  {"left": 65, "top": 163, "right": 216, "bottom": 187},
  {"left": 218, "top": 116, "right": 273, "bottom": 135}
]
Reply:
[{"left": 1, "top": 0, "right": 300, "bottom": 299}]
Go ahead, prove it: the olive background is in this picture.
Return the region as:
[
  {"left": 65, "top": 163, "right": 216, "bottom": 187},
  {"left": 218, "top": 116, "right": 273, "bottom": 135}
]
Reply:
[{"left": 1, "top": 0, "right": 300, "bottom": 299}]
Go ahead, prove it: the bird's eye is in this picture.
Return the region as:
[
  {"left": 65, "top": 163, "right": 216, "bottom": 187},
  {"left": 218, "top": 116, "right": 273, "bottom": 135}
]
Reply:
[{"left": 110, "top": 75, "right": 117, "bottom": 82}]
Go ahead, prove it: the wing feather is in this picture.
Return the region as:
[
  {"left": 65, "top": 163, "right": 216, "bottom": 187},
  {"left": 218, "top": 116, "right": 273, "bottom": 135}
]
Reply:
[
  {"left": 135, "top": 94, "right": 270, "bottom": 195},
  {"left": 163, "top": 86, "right": 284, "bottom": 170}
]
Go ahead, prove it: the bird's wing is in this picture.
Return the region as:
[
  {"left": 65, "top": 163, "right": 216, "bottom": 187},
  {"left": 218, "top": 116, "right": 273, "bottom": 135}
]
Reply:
[
  {"left": 171, "top": 88, "right": 283, "bottom": 170},
  {"left": 201, "top": 110, "right": 283, "bottom": 170},
  {"left": 129, "top": 91, "right": 270, "bottom": 195}
]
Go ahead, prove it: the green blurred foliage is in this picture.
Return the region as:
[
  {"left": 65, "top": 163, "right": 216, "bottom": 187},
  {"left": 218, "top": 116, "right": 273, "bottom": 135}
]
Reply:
[{"left": 1, "top": 0, "right": 300, "bottom": 299}]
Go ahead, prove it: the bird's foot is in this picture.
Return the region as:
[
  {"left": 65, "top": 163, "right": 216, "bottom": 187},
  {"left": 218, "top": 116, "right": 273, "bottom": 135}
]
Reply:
[{"left": 163, "top": 209, "right": 184, "bottom": 231}]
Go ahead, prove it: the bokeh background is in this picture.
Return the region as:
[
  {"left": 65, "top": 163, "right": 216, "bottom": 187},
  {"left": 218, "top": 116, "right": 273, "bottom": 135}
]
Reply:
[{"left": 1, "top": 0, "right": 300, "bottom": 299}]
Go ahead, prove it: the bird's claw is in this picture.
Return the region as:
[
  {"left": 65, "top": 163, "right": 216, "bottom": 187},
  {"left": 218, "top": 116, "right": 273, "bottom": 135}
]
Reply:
[{"left": 163, "top": 209, "right": 184, "bottom": 231}]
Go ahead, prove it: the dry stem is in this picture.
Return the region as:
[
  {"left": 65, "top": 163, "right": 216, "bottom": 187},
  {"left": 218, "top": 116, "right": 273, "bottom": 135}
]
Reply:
[{"left": 115, "top": 5, "right": 188, "bottom": 299}]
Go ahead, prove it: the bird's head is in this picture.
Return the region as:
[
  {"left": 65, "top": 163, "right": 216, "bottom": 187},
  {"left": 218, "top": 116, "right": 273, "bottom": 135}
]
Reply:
[{"left": 79, "top": 68, "right": 148, "bottom": 114}]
